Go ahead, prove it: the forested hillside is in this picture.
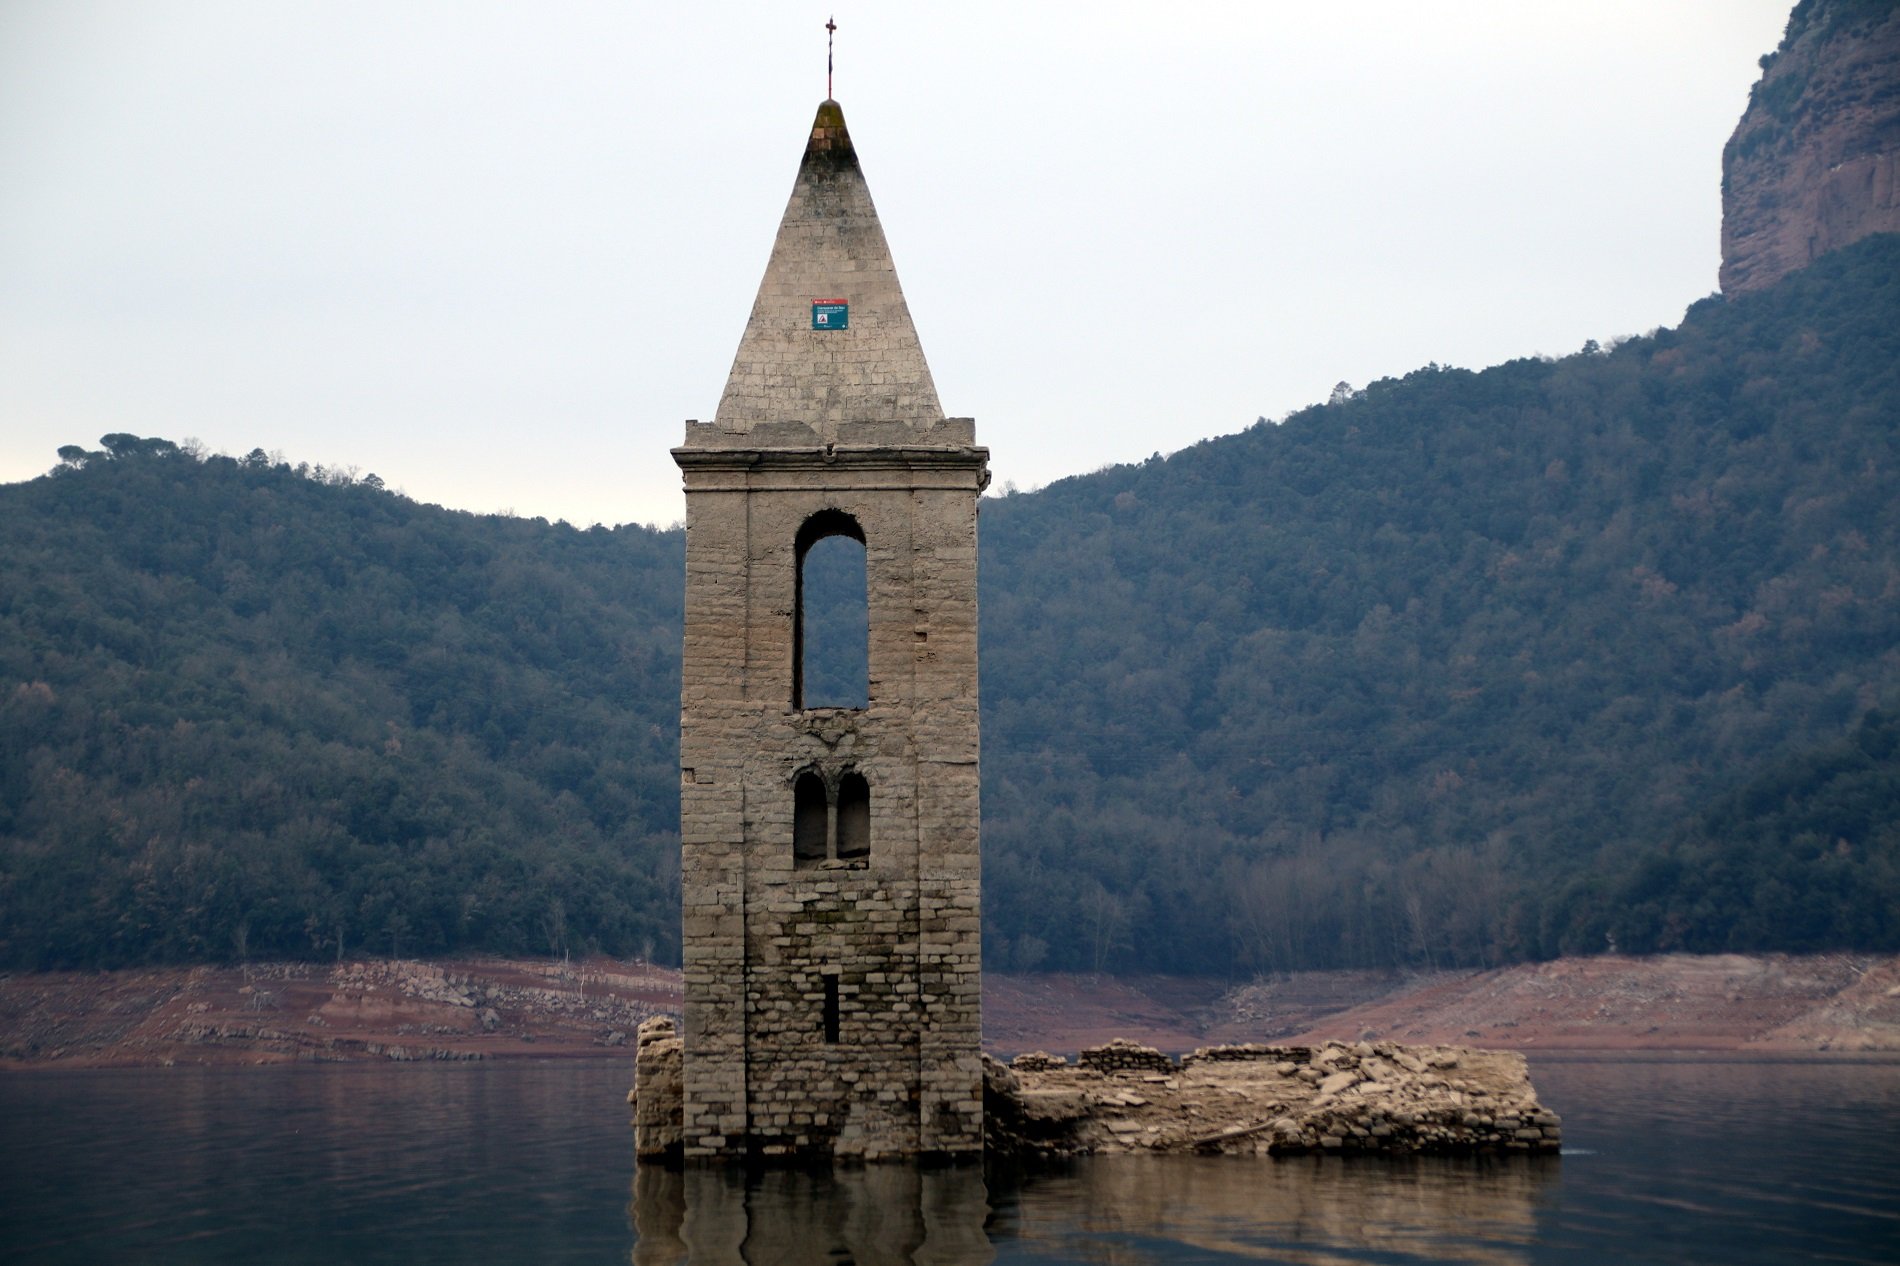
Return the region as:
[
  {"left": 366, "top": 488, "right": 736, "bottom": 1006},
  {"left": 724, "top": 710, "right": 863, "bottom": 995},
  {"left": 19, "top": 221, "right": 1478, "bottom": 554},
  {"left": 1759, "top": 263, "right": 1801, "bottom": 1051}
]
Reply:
[
  {"left": 0, "top": 444, "right": 684, "bottom": 967},
  {"left": 2, "top": 235, "right": 1896, "bottom": 974},
  {"left": 979, "top": 233, "right": 1900, "bottom": 974}
]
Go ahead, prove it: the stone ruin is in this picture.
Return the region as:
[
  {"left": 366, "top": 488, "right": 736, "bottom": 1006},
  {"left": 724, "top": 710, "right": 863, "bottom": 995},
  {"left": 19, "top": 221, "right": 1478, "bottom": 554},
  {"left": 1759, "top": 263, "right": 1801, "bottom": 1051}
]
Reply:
[{"left": 632, "top": 88, "right": 1562, "bottom": 1169}]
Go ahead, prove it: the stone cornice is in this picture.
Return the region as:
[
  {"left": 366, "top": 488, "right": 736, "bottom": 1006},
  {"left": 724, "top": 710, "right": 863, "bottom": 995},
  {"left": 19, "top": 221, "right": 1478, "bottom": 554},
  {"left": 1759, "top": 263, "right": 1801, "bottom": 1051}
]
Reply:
[{"left": 674, "top": 444, "right": 990, "bottom": 492}]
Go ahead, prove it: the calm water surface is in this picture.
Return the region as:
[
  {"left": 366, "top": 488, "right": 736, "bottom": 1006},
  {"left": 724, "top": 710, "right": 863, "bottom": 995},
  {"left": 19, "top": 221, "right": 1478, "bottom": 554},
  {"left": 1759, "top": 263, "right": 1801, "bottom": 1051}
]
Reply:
[{"left": 2, "top": 1055, "right": 1896, "bottom": 1264}]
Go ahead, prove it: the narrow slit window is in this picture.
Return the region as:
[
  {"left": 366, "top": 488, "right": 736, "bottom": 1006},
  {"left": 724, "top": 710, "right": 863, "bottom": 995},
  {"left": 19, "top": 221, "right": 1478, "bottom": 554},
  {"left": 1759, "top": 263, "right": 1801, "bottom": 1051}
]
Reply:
[
  {"left": 794, "top": 511, "right": 868, "bottom": 709},
  {"left": 822, "top": 975, "right": 841, "bottom": 1044}
]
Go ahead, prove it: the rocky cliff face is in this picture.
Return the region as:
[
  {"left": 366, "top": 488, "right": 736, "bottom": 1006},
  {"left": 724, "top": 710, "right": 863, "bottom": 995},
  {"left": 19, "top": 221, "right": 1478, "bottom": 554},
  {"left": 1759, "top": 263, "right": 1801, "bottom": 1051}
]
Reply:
[{"left": 1721, "top": 0, "right": 1900, "bottom": 295}]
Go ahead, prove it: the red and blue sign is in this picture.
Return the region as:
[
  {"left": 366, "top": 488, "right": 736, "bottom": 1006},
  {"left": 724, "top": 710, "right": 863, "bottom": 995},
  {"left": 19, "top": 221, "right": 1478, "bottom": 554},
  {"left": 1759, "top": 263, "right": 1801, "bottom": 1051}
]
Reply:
[{"left": 811, "top": 299, "right": 849, "bottom": 330}]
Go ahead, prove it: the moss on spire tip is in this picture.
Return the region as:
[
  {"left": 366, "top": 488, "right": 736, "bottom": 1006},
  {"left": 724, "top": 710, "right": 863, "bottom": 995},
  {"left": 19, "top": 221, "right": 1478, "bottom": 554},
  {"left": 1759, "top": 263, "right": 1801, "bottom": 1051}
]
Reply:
[{"left": 806, "top": 99, "right": 855, "bottom": 164}]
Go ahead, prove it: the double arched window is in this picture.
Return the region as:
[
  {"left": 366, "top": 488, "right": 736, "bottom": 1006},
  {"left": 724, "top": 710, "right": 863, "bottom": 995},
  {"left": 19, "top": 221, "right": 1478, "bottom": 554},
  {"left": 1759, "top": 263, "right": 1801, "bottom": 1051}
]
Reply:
[
  {"left": 794, "top": 510, "right": 868, "bottom": 710},
  {"left": 793, "top": 768, "right": 871, "bottom": 868}
]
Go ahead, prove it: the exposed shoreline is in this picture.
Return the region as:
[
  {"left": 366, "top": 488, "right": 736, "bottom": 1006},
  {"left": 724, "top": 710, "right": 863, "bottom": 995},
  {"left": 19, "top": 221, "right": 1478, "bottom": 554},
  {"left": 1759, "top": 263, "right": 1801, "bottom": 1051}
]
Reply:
[
  {"left": 987, "top": 952, "right": 1900, "bottom": 1056},
  {"left": 2, "top": 951, "right": 1895, "bottom": 1070}
]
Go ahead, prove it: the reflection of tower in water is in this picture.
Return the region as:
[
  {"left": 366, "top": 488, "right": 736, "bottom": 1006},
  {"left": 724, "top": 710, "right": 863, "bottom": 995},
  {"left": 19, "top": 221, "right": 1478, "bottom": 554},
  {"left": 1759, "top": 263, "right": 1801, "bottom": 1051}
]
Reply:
[
  {"left": 631, "top": 1164, "right": 994, "bottom": 1266},
  {"left": 630, "top": 1154, "right": 1559, "bottom": 1265}
]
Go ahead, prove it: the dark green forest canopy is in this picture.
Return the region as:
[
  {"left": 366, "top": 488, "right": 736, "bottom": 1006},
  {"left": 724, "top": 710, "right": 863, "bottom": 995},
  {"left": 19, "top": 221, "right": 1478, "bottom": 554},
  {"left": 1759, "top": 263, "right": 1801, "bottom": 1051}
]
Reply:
[
  {"left": 977, "top": 233, "right": 1900, "bottom": 973},
  {"left": 2, "top": 233, "right": 1897, "bottom": 973},
  {"left": 0, "top": 450, "right": 685, "bottom": 967}
]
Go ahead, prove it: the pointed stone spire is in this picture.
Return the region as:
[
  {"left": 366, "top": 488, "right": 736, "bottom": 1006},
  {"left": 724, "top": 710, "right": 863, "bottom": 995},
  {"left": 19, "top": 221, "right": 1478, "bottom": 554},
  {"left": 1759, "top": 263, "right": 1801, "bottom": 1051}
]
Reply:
[{"left": 710, "top": 99, "right": 945, "bottom": 438}]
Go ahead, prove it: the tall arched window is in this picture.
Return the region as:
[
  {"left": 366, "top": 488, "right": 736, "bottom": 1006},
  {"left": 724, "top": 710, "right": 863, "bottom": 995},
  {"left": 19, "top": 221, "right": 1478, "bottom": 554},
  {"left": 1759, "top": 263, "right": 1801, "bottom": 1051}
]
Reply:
[
  {"left": 836, "top": 772, "right": 871, "bottom": 860},
  {"left": 793, "top": 772, "right": 829, "bottom": 867},
  {"left": 794, "top": 510, "right": 868, "bottom": 710}
]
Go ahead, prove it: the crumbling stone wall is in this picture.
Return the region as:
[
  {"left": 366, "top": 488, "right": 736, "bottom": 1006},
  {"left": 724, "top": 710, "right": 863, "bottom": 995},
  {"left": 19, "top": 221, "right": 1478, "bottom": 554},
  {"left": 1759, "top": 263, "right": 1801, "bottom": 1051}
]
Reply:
[
  {"left": 1077, "top": 1038, "right": 1180, "bottom": 1075},
  {"left": 631, "top": 1016, "right": 684, "bottom": 1161}
]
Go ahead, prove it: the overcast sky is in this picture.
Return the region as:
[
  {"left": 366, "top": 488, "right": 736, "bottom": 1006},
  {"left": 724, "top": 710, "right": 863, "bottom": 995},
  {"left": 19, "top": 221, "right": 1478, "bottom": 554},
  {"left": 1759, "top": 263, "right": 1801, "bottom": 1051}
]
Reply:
[{"left": 1, "top": 1, "right": 1793, "bottom": 528}]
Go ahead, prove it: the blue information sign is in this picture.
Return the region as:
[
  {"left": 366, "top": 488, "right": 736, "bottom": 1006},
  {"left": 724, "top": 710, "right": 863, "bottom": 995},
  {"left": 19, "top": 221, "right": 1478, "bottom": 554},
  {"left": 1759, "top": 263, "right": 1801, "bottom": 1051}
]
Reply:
[{"left": 811, "top": 299, "right": 849, "bottom": 330}]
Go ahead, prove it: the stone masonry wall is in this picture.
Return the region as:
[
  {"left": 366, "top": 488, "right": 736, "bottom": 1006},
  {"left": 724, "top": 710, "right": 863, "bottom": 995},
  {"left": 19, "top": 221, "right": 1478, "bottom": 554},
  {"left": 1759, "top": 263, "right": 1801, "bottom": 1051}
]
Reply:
[{"left": 675, "top": 439, "right": 985, "bottom": 1158}]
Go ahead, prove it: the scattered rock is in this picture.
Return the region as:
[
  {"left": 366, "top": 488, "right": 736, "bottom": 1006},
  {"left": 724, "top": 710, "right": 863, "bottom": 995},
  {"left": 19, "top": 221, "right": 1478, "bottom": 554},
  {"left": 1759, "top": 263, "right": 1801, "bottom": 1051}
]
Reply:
[{"left": 1317, "top": 1070, "right": 1360, "bottom": 1096}]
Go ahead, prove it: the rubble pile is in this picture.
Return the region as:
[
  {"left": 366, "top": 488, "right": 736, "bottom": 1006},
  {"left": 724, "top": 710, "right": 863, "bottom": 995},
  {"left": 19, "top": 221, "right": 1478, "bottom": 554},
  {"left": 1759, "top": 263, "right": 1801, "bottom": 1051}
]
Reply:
[{"left": 984, "top": 1038, "right": 1561, "bottom": 1159}]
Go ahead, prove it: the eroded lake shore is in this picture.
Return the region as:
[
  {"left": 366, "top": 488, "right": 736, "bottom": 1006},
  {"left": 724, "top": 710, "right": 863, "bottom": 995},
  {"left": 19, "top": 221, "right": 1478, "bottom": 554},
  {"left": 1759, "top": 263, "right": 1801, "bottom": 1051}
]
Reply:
[{"left": 2, "top": 951, "right": 1895, "bottom": 1068}]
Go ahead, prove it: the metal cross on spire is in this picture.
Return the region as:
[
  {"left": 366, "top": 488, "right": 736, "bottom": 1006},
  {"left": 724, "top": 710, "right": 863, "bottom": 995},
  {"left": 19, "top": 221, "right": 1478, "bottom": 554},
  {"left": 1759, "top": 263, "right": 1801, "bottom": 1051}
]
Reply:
[{"left": 826, "top": 16, "right": 837, "bottom": 99}]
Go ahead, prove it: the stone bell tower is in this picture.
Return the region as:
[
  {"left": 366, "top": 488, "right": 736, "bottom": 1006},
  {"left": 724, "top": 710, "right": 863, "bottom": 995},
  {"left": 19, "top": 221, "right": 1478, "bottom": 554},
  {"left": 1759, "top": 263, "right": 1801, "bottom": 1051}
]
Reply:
[{"left": 672, "top": 98, "right": 987, "bottom": 1159}]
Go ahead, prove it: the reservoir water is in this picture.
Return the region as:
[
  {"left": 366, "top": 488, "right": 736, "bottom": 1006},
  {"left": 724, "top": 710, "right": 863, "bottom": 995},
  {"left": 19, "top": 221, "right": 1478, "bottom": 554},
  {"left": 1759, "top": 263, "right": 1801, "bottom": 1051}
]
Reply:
[{"left": 2, "top": 1055, "right": 1895, "bottom": 1263}]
